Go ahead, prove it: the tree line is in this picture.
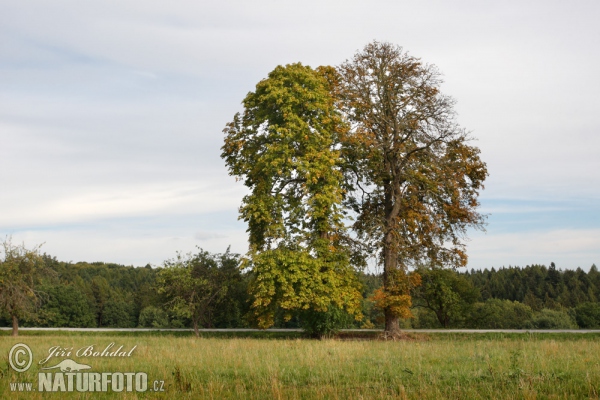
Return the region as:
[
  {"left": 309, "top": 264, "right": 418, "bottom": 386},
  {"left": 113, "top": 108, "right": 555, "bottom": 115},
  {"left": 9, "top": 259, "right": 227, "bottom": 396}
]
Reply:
[
  {"left": 2, "top": 239, "right": 598, "bottom": 335},
  {"left": 410, "top": 264, "right": 600, "bottom": 330}
]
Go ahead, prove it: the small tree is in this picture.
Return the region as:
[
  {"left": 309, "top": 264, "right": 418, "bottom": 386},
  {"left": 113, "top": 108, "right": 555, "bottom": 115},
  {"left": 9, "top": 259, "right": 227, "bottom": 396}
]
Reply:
[
  {"left": 138, "top": 306, "right": 170, "bottom": 328},
  {"left": 0, "top": 239, "right": 52, "bottom": 336},
  {"left": 156, "top": 249, "right": 239, "bottom": 337},
  {"left": 412, "top": 267, "right": 479, "bottom": 328},
  {"left": 573, "top": 302, "right": 600, "bottom": 328}
]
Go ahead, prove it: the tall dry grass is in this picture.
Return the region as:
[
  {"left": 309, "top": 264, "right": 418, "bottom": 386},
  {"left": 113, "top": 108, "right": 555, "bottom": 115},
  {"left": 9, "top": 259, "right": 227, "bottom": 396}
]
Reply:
[{"left": 1, "top": 334, "right": 599, "bottom": 399}]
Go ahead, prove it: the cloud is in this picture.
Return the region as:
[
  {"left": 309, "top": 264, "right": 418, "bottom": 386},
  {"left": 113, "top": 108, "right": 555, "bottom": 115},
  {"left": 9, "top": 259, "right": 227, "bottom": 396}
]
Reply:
[
  {"left": 5, "top": 221, "right": 248, "bottom": 267},
  {"left": 0, "top": 180, "right": 245, "bottom": 228},
  {"left": 467, "top": 229, "right": 600, "bottom": 270},
  {"left": 1, "top": 0, "right": 598, "bottom": 267},
  {"left": 194, "top": 231, "right": 227, "bottom": 241}
]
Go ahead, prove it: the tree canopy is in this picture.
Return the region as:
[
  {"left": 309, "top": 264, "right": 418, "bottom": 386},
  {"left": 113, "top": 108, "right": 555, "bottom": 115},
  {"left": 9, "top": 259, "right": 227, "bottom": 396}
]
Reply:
[
  {"left": 0, "top": 238, "right": 53, "bottom": 336},
  {"left": 336, "top": 42, "right": 488, "bottom": 332},
  {"left": 156, "top": 248, "right": 241, "bottom": 336},
  {"left": 221, "top": 63, "right": 363, "bottom": 330}
]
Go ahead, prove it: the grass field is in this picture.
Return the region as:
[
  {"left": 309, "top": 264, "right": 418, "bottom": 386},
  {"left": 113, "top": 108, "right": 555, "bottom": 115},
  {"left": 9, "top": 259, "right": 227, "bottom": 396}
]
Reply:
[{"left": 1, "top": 332, "right": 599, "bottom": 399}]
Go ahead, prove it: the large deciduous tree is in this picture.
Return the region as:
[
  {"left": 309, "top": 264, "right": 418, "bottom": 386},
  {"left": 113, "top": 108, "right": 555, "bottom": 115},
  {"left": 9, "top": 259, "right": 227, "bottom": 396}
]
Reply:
[
  {"left": 337, "top": 42, "right": 488, "bottom": 334},
  {"left": 221, "top": 63, "right": 363, "bottom": 330}
]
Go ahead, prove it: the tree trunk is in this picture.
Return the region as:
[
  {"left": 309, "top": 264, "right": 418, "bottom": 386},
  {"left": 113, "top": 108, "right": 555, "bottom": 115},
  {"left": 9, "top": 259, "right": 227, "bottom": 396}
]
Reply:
[
  {"left": 383, "top": 181, "right": 401, "bottom": 335},
  {"left": 383, "top": 232, "right": 402, "bottom": 335},
  {"left": 441, "top": 313, "right": 448, "bottom": 328},
  {"left": 434, "top": 309, "right": 446, "bottom": 328},
  {"left": 384, "top": 310, "right": 400, "bottom": 334},
  {"left": 11, "top": 314, "right": 19, "bottom": 337}
]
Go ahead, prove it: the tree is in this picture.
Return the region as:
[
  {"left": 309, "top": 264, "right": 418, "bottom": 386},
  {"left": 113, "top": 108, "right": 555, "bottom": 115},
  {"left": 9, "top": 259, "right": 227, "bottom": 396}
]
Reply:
[
  {"left": 573, "top": 302, "right": 600, "bottom": 328},
  {"left": 38, "top": 284, "right": 96, "bottom": 328},
  {"left": 0, "top": 239, "right": 53, "bottom": 336},
  {"left": 412, "top": 267, "right": 479, "bottom": 328},
  {"left": 208, "top": 251, "right": 249, "bottom": 328},
  {"left": 102, "top": 292, "right": 136, "bottom": 328},
  {"left": 156, "top": 248, "right": 239, "bottom": 336},
  {"left": 138, "top": 306, "right": 170, "bottom": 328},
  {"left": 336, "top": 42, "right": 488, "bottom": 333},
  {"left": 221, "top": 63, "right": 363, "bottom": 331},
  {"left": 90, "top": 276, "right": 110, "bottom": 327}
]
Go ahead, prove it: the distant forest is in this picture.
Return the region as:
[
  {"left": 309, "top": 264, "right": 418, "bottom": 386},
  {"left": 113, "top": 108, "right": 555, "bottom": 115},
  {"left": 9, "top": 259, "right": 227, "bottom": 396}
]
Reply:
[{"left": 2, "top": 251, "right": 599, "bottom": 330}]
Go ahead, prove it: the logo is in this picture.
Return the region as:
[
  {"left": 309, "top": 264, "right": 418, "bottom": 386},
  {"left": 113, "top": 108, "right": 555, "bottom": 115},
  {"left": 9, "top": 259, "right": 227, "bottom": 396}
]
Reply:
[
  {"left": 9, "top": 344, "right": 33, "bottom": 372},
  {"left": 7, "top": 342, "right": 165, "bottom": 393},
  {"left": 41, "top": 359, "right": 91, "bottom": 372}
]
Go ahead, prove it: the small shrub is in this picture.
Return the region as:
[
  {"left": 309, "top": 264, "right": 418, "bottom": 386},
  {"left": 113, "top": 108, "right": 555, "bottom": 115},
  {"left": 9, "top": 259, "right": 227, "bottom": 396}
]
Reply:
[
  {"left": 531, "top": 309, "right": 577, "bottom": 329},
  {"left": 469, "top": 299, "right": 534, "bottom": 329},
  {"left": 299, "top": 306, "right": 353, "bottom": 339},
  {"left": 138, "top": 306, "right": 170, "bottom": 328},
  {"left": 573, "top": 302, "right": 600, "bottom": 328}
]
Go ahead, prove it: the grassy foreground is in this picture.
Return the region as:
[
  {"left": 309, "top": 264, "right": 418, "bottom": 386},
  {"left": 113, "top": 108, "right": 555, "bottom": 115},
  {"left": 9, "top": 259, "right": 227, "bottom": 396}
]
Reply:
[{"left": 1, "top": 333, "right": 599, "bottom": 399}]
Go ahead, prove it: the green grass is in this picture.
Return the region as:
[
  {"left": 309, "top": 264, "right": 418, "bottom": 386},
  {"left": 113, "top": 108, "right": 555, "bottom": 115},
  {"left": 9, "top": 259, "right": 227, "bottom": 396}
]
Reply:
[
  {"left": 0, "top": 329, "right": 305, "bottom": 339},
  {"left": 1, "top": 333, "right": 599, "bottom": 399}
]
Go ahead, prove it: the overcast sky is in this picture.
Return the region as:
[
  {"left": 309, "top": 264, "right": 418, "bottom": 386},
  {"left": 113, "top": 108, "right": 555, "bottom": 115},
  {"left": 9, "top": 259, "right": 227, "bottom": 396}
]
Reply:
[{"left": 1, "top": 0, "right": 598, "bottom": 271}]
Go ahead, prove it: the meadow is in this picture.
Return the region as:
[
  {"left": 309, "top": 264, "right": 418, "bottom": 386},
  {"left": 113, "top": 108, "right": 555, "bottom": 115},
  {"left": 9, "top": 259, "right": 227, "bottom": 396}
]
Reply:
[{"left": 1, "top": 332, "right": 599, "bottom": 399}]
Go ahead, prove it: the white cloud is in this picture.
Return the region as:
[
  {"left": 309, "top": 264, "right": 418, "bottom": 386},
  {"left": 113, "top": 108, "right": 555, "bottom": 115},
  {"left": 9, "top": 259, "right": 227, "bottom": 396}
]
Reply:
[
  {"left": 0, "top": 180, "right": 245, "bottom": 228},
  {"left": 1, "top": 0, "right": 598, "bottom": 266},
  {"left": 467, "top": 229, "right": 600, "bottom": 270},
  {"left": 7, "top": 227, "right": 248, "bottom": 266},
  {"left": 194, "top": 231, "right": 227, "bottom": 241}
]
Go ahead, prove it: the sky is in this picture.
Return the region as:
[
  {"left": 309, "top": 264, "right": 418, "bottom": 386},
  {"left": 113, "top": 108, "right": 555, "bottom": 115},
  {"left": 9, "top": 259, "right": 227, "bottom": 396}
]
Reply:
[{"left": 1, "top": 0, "right": 599, "bottom": 271}]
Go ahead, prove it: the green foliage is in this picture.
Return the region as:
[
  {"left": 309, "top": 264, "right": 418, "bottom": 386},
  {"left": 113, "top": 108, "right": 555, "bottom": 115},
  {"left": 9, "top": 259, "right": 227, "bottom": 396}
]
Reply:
[
  {"left": 102, "top": 294, "right": 136, "bottom": 328},
  {"left": 2, "top": 247, "right": 598, "bottom": 330},
  {"left": 411, "top": 307, "right": 443, "bottom": 328},
  {"left": 222, "top": 63, "right": 347, "bottom": 251},
  {"left": 138, "top": 306, "right": 170, "bottom": 328},
  {"left": 573, "top": 302, "right": 600, "bottom": 328},
  {"left": 298, "top": 306, "right": 353, "bottom": 338},
  {"left": 0, "top": 238, "right": 54, "bottom": 335},
  {"left": 469, "top": 299, "right": 534, "bottom": 329},
  {"left": 0, "top": 249, "right": 253, "bottom": 330},
  {"left": 413, "top": 267, "right": 479, "bottom": 327},
  {"left": 38, "top": 285, "right": 96, "bottom": 328},
  {"left": 357, "top": 272, "right": 384, "bottom": 328},
  {"left": 208, "top": 250, "right": 250, "bottom": 328},
  {"left": 90, "top": 276, "right": 110, "bottom": 326},
  {"left": 465, "top": 264, "right": 600, "bottom": 314},
  {"left": 246, "top": 247, "right": 362, "bottom": 329},
  {"left": 529, "top": 308, "right": 577, "bottom": 329},
  {"left": 222, "top": 63, "right": 363, "bottom": 330},
  {"left": 156, "top": 248, "right": 242, "bottom": 335},
  {"left": 45, "top": 258, "right": 159, "bottom": 328}
]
